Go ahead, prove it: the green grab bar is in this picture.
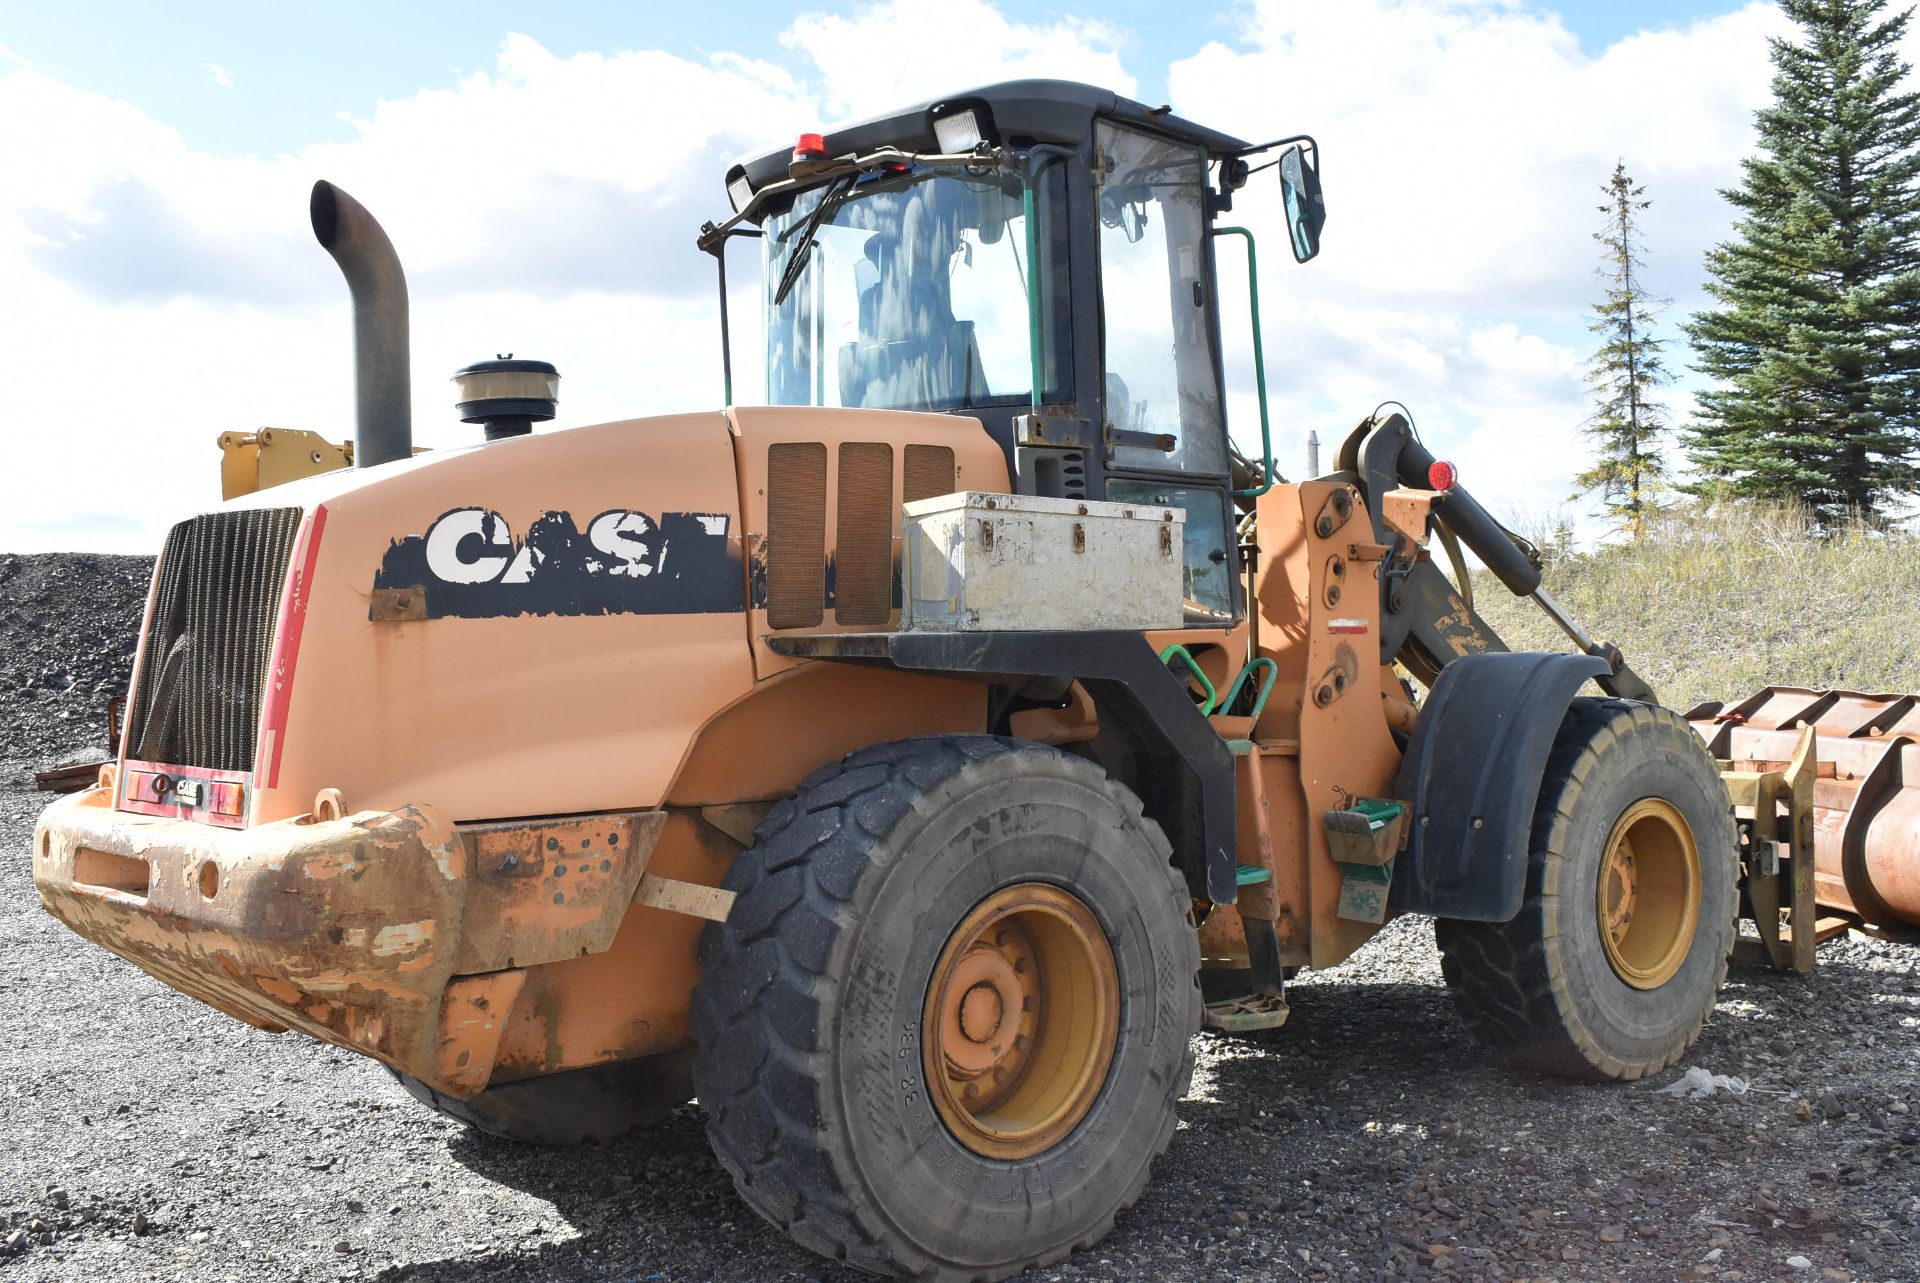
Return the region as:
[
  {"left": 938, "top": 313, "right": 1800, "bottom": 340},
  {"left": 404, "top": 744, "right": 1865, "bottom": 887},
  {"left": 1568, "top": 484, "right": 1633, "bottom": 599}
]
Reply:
[
  {"left": 1220, "top": 657, "right": 1278, "bottom": 720},
  {"left": 1158, "top": 644, "right": 1219, "bottom": 716},
  {"left": 1216, "top": 226, "right": 1274, "bottom": 497}
]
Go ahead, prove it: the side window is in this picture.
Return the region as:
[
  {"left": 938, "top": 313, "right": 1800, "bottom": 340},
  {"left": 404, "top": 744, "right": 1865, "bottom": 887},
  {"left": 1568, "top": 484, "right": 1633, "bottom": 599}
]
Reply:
[
  {"left": 1106, "top": 480, "right": 1234, "bottom": 621},
  {"left": 1095, "top": 123, "right": 1226, "bottom": 476}
]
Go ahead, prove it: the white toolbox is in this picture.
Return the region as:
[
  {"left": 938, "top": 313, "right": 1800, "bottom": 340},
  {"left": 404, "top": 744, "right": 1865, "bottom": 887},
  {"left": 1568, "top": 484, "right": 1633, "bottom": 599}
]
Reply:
[{"left": 901, "top": 492, "right": 1185, "bottom": 632}]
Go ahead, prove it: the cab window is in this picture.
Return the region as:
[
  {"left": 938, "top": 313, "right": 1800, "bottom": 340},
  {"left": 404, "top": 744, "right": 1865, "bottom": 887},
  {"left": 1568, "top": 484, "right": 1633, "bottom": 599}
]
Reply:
[{"left": 1095, "top": 123, "right": 1226, "bottom": 476}]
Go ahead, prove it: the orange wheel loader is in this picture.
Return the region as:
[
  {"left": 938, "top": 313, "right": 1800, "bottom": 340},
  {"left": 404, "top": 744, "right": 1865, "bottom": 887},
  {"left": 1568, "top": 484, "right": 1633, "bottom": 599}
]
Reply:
[{"left": 35, "top": 81, "right": 1741, "bottom": 1281}]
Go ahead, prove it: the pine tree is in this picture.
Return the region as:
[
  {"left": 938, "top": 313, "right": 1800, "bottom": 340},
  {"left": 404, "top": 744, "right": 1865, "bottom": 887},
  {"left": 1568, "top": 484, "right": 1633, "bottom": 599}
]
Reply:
[
  {"left": 1684, "top": 0, "right": 1920, "bottom": 523},
  {"left": 1576, "top": 161, "right": 1671, "bottom": 540}
]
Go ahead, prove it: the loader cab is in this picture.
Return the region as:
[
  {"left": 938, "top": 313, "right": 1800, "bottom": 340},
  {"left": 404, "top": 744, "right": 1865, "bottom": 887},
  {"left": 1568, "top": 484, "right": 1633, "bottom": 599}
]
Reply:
[{"left": 708, "top": 79, "right": 1321, "bottom": 624}]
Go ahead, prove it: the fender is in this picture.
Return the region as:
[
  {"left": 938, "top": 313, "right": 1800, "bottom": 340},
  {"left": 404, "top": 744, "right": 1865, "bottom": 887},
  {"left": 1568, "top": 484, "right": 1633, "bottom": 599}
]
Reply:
[
  {"left": 765, "top": 630, "right": 1239, "bottom": 904},
  {"left": 1389, "top": 652, "right": 1610, "bottom": 921}
]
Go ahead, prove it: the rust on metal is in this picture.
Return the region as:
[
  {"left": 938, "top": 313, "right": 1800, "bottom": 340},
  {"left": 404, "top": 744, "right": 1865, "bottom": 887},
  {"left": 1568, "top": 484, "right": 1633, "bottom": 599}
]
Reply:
[
  {"left": 1379, "top": 487, "right": 1435, "bottom": 547},
  {"left": 367, "top": 586, "right": 428, "bottom": 622},
  {"left": 633, "top": 873, "right": 735, "bottom": 922},
  {"left": 696, "top": 801, "right": 775, "bottom": 848},
  {"left": 1692, "top": 686, "right": 1920, "bottom": 934},
  {"left": 435, "top": 970, "right": 528, "bottom": 1094},
  {"left": 1720, "top": 726, "right": 1818, "bottom": 973},
  {"left": 33, "top": 784, "right": 685, "bottom": 1100},
  {"left": 456, "top": 810, "right": 666, "bottom": 972},
  {"left": 34, "top": 761, "right": 108, "bottom": 794},
  {"left": 35, "top": 788, "right": 469, "bottom": 1091}
]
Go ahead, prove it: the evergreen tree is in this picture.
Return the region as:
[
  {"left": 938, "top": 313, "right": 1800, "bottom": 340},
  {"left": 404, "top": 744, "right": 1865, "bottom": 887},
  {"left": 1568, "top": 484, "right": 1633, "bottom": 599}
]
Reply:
[
  {"left": 1576, "top": 161, "right": 1671, "bottom": 540},
  {"left": 1685, "top": 0, "right": 1920, "bottom": 523}
]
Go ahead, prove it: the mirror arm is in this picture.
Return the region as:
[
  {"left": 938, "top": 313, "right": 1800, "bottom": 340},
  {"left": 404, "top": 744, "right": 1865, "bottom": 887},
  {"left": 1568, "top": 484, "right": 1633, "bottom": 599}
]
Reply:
[
  {"left": 1237, "top": 133, "right": 1321, "bottom": 181},
  {"left": 698, "top": 224, "right": 765, "bottom": 406}
]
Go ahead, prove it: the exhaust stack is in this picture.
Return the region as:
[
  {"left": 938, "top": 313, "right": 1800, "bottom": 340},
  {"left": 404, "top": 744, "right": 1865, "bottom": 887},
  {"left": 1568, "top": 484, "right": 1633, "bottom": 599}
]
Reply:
[{"left": 310, "top": 181, "right": 411, "bottom": 469}]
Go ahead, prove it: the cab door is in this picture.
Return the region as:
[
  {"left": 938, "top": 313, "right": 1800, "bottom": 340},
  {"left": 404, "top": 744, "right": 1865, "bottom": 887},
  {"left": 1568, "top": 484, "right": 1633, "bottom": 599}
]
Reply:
[{"left": 1092, "top": 120, "right": 1239, "bottom": 624}]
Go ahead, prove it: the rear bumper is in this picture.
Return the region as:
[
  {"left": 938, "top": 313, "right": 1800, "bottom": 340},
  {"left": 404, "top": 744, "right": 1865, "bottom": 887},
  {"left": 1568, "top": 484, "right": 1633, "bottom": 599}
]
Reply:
[{"left": 33, "top": 787, "right": 659, "bottom": 1096}]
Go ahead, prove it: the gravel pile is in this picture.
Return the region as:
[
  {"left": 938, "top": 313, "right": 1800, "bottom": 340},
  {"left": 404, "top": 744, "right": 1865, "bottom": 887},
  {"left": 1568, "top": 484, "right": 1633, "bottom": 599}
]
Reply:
[
  {"left": 2, "top": 551, "right": 1917, "bottom": 1282},
  {"left": 0, "top": 552, "right": 151, "bottom": 778}
]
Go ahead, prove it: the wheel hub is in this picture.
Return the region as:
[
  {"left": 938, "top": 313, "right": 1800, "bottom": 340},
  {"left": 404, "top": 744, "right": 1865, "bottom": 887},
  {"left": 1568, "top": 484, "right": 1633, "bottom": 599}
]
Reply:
[
  {"left": 922, "top": 883, "right": 1118, "bottom": 1160},
  {"left": 1597, "top": 798, "right": 1701, "bottom": 990},
  {"left": 958, "top": 980, "right": 1006, "bottom": 1043}
]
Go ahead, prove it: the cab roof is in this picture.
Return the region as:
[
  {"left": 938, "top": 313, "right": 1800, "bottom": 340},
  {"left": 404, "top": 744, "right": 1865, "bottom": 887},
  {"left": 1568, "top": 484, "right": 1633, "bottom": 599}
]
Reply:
[{"left": 729, "top": 78, "right": 1250, "bottom": 203}]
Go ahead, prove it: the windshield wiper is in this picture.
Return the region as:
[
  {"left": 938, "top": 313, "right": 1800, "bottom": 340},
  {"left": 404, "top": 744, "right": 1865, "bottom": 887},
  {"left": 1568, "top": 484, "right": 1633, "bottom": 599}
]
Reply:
[{"left": 772, "top": 173, "right": 857, "bottom": 306}]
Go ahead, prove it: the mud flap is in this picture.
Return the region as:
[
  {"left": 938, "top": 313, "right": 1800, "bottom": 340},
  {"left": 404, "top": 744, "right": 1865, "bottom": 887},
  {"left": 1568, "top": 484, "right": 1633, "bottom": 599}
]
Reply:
[{"left": 1390, "top": 652, "right": 1609, "bottom": 921}]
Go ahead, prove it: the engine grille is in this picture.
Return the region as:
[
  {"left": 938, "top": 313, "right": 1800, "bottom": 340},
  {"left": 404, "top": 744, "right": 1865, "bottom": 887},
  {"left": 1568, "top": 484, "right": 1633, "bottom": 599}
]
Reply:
[
  {"left": 765, "top": 443, "right": 828, "bottom": 629},
  {"left": 902, "top": 443, "right": 956, "bottom": 503},
  {"left": 835, "top": 442, "right": 893, "bottom": 625},
  {"left": 128, "top": 507, "right": 304, "bottom": 773}
]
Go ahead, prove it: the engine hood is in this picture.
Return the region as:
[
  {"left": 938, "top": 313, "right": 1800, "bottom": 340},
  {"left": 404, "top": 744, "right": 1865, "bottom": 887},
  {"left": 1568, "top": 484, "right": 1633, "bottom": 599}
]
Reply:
[{"left": 235, "top": 411, "right": 755, "bottom": 824}]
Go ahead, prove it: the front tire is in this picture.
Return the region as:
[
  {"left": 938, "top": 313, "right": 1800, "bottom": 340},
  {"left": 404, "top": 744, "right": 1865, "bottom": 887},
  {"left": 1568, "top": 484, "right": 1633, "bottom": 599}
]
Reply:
[
  {"left": 691, "top": 735, "right": 1201, "bottom": 1281},
  {"left": 1436, "top": 698, "right": 1736, "bottom": 1080}
]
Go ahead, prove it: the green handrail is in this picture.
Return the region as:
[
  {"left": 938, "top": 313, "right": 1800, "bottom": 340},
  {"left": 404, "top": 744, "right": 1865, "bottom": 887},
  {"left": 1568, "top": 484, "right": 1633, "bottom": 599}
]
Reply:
[
  {"left": 1220, "top": 657, "right": 1278, "bottom": 720},
  {"left": 1216, "top": 226, "right": 1274, "bottom": 497},
  {"left": 1158, "top": 644, "right": 1219, "bottom": 716}
]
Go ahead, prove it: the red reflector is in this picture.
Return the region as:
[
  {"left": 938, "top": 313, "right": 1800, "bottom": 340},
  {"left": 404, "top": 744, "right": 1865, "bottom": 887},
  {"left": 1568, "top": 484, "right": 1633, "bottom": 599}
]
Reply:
[
  {"left": 794, "top": 132, "right": 827, "bottom": 158},
  {"left": 1427, "top": 460, "right": 1457, "bottom": 492}
]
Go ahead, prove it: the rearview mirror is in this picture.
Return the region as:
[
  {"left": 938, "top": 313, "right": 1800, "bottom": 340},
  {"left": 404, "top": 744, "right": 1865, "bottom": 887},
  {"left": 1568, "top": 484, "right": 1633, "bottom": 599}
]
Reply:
[{"left": 1278, "top": 143, "right": 1325, "bottom": 263}]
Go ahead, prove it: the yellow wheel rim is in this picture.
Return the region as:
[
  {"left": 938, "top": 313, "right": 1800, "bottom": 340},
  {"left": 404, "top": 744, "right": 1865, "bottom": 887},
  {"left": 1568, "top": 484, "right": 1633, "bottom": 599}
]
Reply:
[
  {"left": 1596, "top": 798, "right": 1701, "bottom": 990},
  {"left": 922, "top": 883, "right": 1119, "bottom": 1160}
]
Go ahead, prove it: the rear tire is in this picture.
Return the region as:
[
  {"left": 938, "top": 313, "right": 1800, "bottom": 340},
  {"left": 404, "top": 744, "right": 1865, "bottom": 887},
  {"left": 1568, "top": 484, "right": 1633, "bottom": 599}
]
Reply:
[
  {"left": 391, "top": 1049, "right": 692, "bottom": 1146},
  {"left": 1436, "top": 698, "right": 1736, "bottom": 1080},
  {"left": 691, "top": 735, "right": 1201, "bottom": 1281}
]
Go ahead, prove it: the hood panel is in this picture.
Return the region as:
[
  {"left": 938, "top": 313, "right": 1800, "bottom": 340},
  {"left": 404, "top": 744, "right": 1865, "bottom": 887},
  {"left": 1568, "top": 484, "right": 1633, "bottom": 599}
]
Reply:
[{"left": 252, "top": 412, "right": 753, "bottom": 824}]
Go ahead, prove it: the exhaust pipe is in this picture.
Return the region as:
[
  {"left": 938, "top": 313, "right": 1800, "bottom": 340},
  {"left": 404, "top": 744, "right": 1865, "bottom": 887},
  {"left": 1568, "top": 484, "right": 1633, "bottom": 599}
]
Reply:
[{"left": 310, "top": 181, "right": 411, "bottom": 469}]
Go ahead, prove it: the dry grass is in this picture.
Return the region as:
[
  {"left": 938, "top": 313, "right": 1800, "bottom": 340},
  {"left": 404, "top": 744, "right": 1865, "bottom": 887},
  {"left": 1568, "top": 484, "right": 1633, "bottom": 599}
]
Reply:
[{"left": 1471, "top": 500, "right": 1920, "bottom": 712}]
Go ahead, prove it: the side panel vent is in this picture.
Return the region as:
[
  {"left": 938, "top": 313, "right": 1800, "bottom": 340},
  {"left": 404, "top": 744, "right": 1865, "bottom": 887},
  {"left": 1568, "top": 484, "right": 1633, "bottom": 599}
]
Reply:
[
  {"left": 129, "top": 507, "right": 304, "bottom": 773},
  {"left": 766, "top": 442, "right": 828, "bottom": 629},
  {"left": 902, "top": 444, "right": 957, "bottom": 503},
  {"left": 835, "top": 442, "right": 894, "bottom": 625}
]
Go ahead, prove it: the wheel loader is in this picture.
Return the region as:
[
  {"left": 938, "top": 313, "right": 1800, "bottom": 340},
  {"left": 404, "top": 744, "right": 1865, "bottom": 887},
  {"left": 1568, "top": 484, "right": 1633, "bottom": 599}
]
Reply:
[{"left": 35, "top": 80, "right": 1757, "bottom": 1280}]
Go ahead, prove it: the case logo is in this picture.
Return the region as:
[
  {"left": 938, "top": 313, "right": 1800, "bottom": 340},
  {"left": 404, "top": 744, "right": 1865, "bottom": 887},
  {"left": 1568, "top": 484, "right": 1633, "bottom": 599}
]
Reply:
[{"left": 373, "top": 507, "right": 743, "bottom": 619}]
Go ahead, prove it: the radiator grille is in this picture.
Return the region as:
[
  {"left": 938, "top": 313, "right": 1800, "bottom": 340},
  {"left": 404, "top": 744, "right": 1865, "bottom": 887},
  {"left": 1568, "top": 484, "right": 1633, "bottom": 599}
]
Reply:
[
  {"left": 902, "top": 444, "right": 956, "bottom": 503},
  {"left": 835, "top": 442, "right": 894, "bottom": 625},
  {"left": 765, "top": 443, "right": 827, "bottom": 629},
  {"left": 128, "top": 507, "right": 304, "bottom": 773}
]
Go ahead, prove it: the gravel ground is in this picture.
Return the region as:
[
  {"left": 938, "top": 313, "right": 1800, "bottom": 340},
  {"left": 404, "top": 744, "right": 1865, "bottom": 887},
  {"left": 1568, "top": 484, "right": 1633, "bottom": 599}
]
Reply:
[{"left": 3, "top": 552, "right": 1918, "bottom": 1283}]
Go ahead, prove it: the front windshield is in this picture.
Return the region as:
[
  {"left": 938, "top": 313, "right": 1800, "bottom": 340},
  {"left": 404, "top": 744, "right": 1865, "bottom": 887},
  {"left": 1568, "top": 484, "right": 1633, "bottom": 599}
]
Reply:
[{"left": 764, "top": 167, "right": 1070, "bottom": 413}]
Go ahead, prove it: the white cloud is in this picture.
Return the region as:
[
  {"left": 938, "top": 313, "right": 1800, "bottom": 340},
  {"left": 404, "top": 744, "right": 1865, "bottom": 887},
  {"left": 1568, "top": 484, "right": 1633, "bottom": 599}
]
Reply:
[
  {"left": 2, "top": 0, "right": 1899, "bottom": 552},
  {"left": 0, "top": 7, "right": 1135, "bottom": 550},
  {"left": 1176, "top": 0, "right": 1796, "bottom": 525},
  {"left": 204, "top": 63, "right": 235, "bottom": 90},
  {"left": 783, "top": 0, "right": 1136, "bottom": 120}
]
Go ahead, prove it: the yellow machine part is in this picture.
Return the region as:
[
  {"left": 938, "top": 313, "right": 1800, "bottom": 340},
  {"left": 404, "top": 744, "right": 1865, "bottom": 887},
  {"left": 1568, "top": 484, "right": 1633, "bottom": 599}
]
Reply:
[{"left": 219, "top": 429, "right": 354, "bottom": 499}]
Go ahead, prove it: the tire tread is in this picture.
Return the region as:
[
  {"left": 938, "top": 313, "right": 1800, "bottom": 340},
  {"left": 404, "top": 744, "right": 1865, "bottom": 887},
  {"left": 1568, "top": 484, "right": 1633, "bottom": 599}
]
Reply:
[
  {"left": 691, "top": 735, "right": 1199, "bottom": 1281},
  {"left": 1435, "top": 699, "right": 1735, "bottom": 1081}
]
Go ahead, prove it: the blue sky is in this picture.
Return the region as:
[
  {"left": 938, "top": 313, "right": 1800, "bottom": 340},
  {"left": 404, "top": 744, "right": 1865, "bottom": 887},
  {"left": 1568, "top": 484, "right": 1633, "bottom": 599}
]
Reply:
[{"left": 0, "top": 0, "right": 1834, "bottom": 550}]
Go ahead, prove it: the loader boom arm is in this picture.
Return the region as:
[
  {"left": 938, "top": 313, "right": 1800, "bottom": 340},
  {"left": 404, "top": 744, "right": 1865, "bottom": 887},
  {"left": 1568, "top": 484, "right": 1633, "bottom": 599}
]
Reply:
[{"left": 1340, "top": 412, "right": 1656, "bottom": 703}]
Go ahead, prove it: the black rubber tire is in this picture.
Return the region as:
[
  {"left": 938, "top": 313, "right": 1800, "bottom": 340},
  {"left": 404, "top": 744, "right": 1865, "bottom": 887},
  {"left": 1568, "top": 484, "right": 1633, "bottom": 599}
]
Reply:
[
  {"left": 391, "top": 1048, "right": 692, "bottom": 1146},
  {"left": 691, "top": 735, "right": 1201, "bottom": 1282},
  {"left": 1435, "top": 698, "right": 1737, "bottom": 1081}
]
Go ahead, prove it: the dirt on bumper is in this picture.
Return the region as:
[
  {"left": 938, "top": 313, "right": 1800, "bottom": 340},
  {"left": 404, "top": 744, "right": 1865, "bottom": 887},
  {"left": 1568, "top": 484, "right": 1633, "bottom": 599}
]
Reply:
[{"left": 31, "top": 789, "right": 643, "bottom": 1098}]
